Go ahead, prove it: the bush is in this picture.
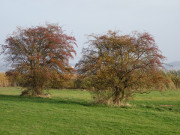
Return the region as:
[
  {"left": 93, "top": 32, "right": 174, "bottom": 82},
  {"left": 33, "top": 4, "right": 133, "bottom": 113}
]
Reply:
[{"left": 0, "top": 72, "right": 9, "bottom": 87}]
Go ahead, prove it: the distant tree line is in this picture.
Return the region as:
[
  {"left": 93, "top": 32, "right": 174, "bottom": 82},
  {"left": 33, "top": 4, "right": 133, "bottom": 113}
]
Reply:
[
  {"left": 2, "top": 69, "right": 180, "bottom": 90},
  {"left": 2, "top": 69, "right": 180, "bottom": 89},
  {"left": 0, "top": 73, "right": 9, "bottom": 87}
]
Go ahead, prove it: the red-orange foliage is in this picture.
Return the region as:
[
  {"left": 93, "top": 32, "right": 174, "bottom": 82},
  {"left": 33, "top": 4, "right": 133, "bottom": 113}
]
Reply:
[
  {"left": 2, "top": 24, "right": 77, "bottom": 95},
  {"left": 76, "top": 31, "right": 167, "bottom": 105}
]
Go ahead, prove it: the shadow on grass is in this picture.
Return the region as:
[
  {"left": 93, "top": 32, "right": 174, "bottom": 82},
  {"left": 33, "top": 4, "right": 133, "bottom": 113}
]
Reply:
[
  {"left": 0, "top": 94, "right": 95, "bottom": 107},
  {"left": 1, "top": 94, "right": 178, "bottom": 112}
]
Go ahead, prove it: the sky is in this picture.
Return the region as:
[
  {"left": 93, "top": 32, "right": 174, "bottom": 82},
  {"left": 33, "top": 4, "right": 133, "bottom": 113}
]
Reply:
[{"left": 0, "top": 0, "right": 180, "bottom": 70}]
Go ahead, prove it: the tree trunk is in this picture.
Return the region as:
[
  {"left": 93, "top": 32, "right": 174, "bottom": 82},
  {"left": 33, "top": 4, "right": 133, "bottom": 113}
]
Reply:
[
  {"left": 113, "top": 86, "right": 120, "bottom": 105},
  {"left": 113, "top": 86, "right": 125, "bottom": 106},
  {"left": 119, "top": 90, "right": 125, "bottom": 105},
  {"left": 32, "top": 69, "right": 43, "bottom": 96}
]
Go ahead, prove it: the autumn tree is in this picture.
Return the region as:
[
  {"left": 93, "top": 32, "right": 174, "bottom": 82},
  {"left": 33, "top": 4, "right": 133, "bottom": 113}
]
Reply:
[
  {"left": 76, "top": 31, "right": 167, "bottom": 106},
  {"left": 1, "top": 24, "right": 76, "bottom": 96},
  {"left": 0, "top": 72, "right": 9, "bottom": 87},
  {"left": 167, "top": 70, "right": 180, "bottom": 89},
  {"left": 5, "top": 70, "right": 22, "bottom": 86}
]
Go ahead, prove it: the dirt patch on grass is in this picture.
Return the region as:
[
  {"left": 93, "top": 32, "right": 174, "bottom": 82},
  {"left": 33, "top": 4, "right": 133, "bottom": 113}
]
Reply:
[{"left": 160, "top": 105, "right": 173, "bottom": 107}]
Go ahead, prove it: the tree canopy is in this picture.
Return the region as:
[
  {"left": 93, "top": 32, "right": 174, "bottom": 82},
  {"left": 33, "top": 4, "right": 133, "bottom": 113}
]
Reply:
[
  {"left": 1, "top": 24, "right": 77, "bottom": 96},
  {"left": 76, "top": 31, "right": 167, "bottom": 105}
]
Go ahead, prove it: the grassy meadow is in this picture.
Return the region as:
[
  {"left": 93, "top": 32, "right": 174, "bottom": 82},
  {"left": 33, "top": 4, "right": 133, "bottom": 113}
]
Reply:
[{"left": 0, "top": 87, "right": 180, "bottom": 135}]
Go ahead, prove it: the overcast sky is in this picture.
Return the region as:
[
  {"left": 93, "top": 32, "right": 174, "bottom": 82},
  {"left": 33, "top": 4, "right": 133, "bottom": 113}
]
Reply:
[{"left": 0, "top": 0, "right": 180, "bottom": 68}]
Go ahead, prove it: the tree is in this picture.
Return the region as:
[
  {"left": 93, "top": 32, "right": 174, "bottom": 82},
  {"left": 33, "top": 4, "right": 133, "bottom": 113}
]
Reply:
[
  {"left": 167, "top": 70, "right": 180, "bottom": 89},
  {"left": 76, "top": 31, "right": 167, "bottom": 106},
  {"left": 1, "top": 24, "right": 77, "bottom": 96},
  {"left": 5, "top": 70, "right": 22, "bottom": 86},
  {"left": 0, "top": 72, "right": 9, "bottom": 87}
]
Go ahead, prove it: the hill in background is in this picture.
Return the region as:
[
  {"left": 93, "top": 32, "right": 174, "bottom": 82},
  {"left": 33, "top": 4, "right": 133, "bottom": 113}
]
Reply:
[{"left": 164, "top": 61, "right": 180, "bottom": 71}]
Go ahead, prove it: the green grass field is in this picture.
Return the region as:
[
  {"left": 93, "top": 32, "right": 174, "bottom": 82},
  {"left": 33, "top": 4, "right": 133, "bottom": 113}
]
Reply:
[{"left": 0, "top": 87, "right": 180, "bottom": 135}]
